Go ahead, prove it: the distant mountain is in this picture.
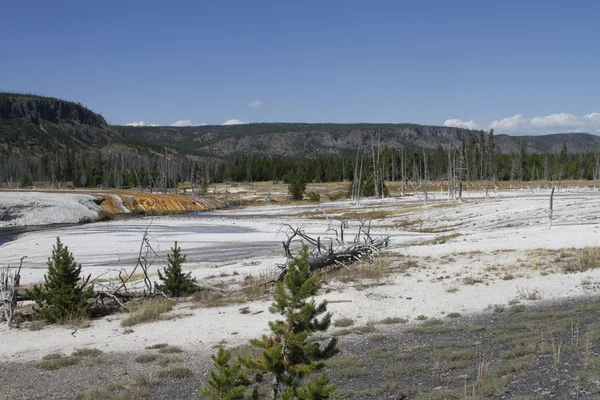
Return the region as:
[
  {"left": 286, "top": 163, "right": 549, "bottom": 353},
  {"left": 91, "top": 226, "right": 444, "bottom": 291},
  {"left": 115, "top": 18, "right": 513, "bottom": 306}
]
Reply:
[
  {"left": 121, "top": 123, "right": 600, "bottom": 158},
  {"left": 2, "top": 93, "right": 600, "bottom": 159},
  {"left": 0, "top": 93, "right": 122, "bottom": 155},
  {"left": 495, "top": 133, "right": 600, "bottom": 154}
]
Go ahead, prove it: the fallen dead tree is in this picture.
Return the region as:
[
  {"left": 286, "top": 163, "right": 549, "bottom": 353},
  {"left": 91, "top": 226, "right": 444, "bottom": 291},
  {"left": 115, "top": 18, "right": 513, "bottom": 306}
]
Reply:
[{"left": 277, "top": 220, "right": 389, "bottom": 275}]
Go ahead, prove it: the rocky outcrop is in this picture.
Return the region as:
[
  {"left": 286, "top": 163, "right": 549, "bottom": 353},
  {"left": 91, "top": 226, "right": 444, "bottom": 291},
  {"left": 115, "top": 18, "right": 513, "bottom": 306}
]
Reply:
[
  {"left": 0, "top": 93, "right": 121, "bottom": 154},
  {"left": 0, "top": 94, "right": 109, "bottom": 129}
]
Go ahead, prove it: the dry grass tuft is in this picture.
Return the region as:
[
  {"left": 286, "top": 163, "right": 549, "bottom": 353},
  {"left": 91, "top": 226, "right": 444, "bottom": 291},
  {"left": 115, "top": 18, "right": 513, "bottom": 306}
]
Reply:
[
  {"left": 121, "top": 298, "right": 174, "bottom": 327},
  {"left": 565, "top": 247, "right": 600, "bottom": 272},
  {"left": 379, "top": 317, "right": 409, "bottom": 325},
  {"left": 516, "top": 286, "right": 541, "bottom": 301},
  {"left": 72, "top": 348, "right": 103, "bottom": 358},
  {"left": 319, "top": 258, "right": 390, "bottom": 283},
  {"left": 158, "top": 346, "right": 183, "bottom": 354},
  {"left": 159, "top": 367, "right": 193, "bottom": 379},
  {"left": 415, "top": 233, "right": 462, "bottom": 246},
  {"left": 135, "top": 354, "right": 158, "bottom": 364},
  {"left": 146, "top": 343, "right": 169, "bottom": 350},
  {"left": 333, "top": 317, "right": 355, "bottom": 328},
  {"left": 193, "top": 275, "right": 270, "bottom": 308},
  {"left": 76, "top": 375, "right": 155, "bottom": 400},
  {"left": 37, "top": 354, "right": 80, "bottom": 370}
]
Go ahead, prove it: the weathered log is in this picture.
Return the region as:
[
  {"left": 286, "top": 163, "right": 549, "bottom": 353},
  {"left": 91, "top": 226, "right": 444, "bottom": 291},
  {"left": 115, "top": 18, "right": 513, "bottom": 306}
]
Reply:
[
  {"left": 306, "top": 237, "right": 389, "bottom": 271},
  {"left": 277, "top": 230, "right": 389, "bottom": 279},
  {"left": 16, "top": 289, "right": 142, "bottom": 302}
]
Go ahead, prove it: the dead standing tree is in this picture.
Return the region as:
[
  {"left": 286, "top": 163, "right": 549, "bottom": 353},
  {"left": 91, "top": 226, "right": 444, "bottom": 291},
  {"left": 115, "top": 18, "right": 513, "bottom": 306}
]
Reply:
[
  {"left": 277, "top": 221, "right": 389, "bottom": 276},
  {"left": 547, "top": 186, "right": 555, "bottom": 230},
  {"left": 1, "top": 257, "right": 26, "bottom": 327}
]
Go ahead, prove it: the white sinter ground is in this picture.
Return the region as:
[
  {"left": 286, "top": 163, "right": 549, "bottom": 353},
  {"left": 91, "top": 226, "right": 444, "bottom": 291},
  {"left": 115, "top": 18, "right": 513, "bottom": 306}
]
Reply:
[
  {"left": 0, "top": 191, "right": 101, "bottom": 227},
  {"left": 1, "top": 188, "right": 600, "bottom": 362}
]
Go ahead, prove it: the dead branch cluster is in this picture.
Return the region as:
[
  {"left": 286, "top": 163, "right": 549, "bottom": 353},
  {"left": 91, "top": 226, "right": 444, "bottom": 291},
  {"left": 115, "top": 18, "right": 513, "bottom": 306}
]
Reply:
[{"left": 277, "top": 219, "right": 389, "bottom": 275}]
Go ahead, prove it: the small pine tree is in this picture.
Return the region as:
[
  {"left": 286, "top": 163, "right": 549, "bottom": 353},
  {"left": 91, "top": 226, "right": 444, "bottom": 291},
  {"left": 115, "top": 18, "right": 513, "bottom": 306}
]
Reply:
[
  {"left": 288, "top": 178, "right": 306, "bottom": 201},
  {"left": 242, "top": 245, "right": 339, "bottom": 399},
  {"left": 19, "top": 172, "right": 33, "bottom": 188},
  {"left": 201, "top": 348, "right": 250, "bottom": 400},
  {"left": 29, "top": 238, "right": 93, "bottom": 323},
  {"left": 295, "top": 373, "right": 335, "bottom": 400},
  {"left": 157, "top": 242, "right": 197, "bottom": 297}
]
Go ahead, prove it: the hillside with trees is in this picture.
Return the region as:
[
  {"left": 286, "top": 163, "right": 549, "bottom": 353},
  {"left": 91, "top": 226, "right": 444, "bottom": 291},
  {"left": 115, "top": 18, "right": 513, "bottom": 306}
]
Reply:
[{"left": 1, "top": 93, "right": 600, "bottom": 190}]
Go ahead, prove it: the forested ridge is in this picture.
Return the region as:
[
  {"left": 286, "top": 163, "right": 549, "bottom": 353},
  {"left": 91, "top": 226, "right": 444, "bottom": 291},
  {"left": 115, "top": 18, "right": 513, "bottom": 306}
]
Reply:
[{"left": 1, "top": 93, "right": 600, "bottom": 190}]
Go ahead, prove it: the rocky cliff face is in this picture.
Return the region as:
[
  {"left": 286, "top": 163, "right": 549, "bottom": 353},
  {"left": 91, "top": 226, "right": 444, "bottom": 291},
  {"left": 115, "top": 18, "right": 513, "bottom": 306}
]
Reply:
[
  {"left": 0, "top": 93, "right": 121, "bottom": 154},
  {"left": 0, "top": 94, "right": 109, "bottom": 128}
]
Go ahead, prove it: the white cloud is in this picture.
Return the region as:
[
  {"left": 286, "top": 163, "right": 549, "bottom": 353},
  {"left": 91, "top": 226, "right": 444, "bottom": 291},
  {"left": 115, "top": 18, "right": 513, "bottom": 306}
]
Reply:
[
  {"left": 222, "top": 119, "right": 247, "bottom": 125},
  {"left": 248, "top": 100, "right": 263, "bottom": 109},
  {"left": 171, "top": 120, "right": 193, "bottom": 127},
  {"left": 125, "top": 121, "right": 146, "bottom": 127},
  {"left": 530, "top": 113, "right": 579, "bottom": 128},
  {"left": 170, "top": 120, "right": 208, "bottom": 127},
  {"left": 444, "top": 118, "right": 478, "bottom": 130},
  {"left": 490, "top": 114, "right": 528, "bottom": 132},
  {"left": 124, "top": 121, "right": 159, "bottom": 127},
  {"left": 445, "top": 112, "right": 600, "bottom": 135}
]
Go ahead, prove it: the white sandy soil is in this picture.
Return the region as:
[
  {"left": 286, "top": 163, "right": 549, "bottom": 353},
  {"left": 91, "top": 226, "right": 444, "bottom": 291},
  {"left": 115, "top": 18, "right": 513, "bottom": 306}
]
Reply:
[{"left": 1, "top": 188, "right": 600, "bottom": 362}]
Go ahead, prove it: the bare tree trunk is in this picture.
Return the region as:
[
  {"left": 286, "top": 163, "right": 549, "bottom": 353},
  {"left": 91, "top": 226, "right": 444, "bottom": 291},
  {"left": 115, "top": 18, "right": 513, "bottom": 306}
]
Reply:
[
  {"left": 391, "top": 147, "right": 395, "bottom": 183},
  {"left": 423, "top": 150, "right": 428, "bottom": 205},
  {"left": 371, "top": 134, "right": 379, "bottom": 198},
  {"left": 401, "top": 150, "right": 406, "bottom": 196},
  {"left": 447, "top": 150, "right": 454, "bottom": 202},
  {"left": 1, "top": 257, "right": 25, "bottom": 326},
  {"left": 548, "top": 186, "right": 555, "bottom": 230},
  {"left": 377, "top": 132, "right": 383, "bottom": 199},
  {"left": 594, "top": 162, "right": 597, "bottom": 191}
]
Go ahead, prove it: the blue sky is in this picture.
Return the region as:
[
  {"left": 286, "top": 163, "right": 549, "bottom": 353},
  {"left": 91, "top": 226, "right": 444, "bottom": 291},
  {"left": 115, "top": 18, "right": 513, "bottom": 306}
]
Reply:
[{"left": 1, "top": 0, "right": 599, "bottom": 134}]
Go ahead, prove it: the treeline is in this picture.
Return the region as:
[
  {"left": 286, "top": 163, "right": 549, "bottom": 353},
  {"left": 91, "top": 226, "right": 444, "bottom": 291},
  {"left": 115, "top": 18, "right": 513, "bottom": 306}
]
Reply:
[
  {"left": 0, "top": 149, "right": 218, "bottom": 191},
  {"left": 2, "top": 132, "right": 599, "bottom": 190},
  {"left": 215, "top": 136, "right": 599, "bottom": 184}
]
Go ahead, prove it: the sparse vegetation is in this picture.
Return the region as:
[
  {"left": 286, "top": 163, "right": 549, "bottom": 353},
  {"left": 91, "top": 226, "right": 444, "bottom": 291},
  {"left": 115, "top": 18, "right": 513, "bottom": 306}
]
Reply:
[
  {"left": 416, "top": 233, "right": 462, "bottom": 246},
  {"left": 37, "top": 354, "right": 80, "bottom": 370},
  {"left": 159, "top": 367, "right": 193, "bottom": 379},
  {"left": 72, "top": 348, "right": 103, "bottom": 358},
  {"left": 146, "top": 343, "right": 169, "bottom": 350},
  {"left": 379, "top": 317, "right": 409, "bottom": 325},
  {"left": 158, "top": 345, "right": 183, "bottom": 354},
  {"left": 121, "top": 298, "right": 174, "bottom": 327},
  {"left": 135, "top": 354, "right": 158, "bottom": 364},
  {"left": 333, "top": 317, "right": 355, "bottom": 328}
]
